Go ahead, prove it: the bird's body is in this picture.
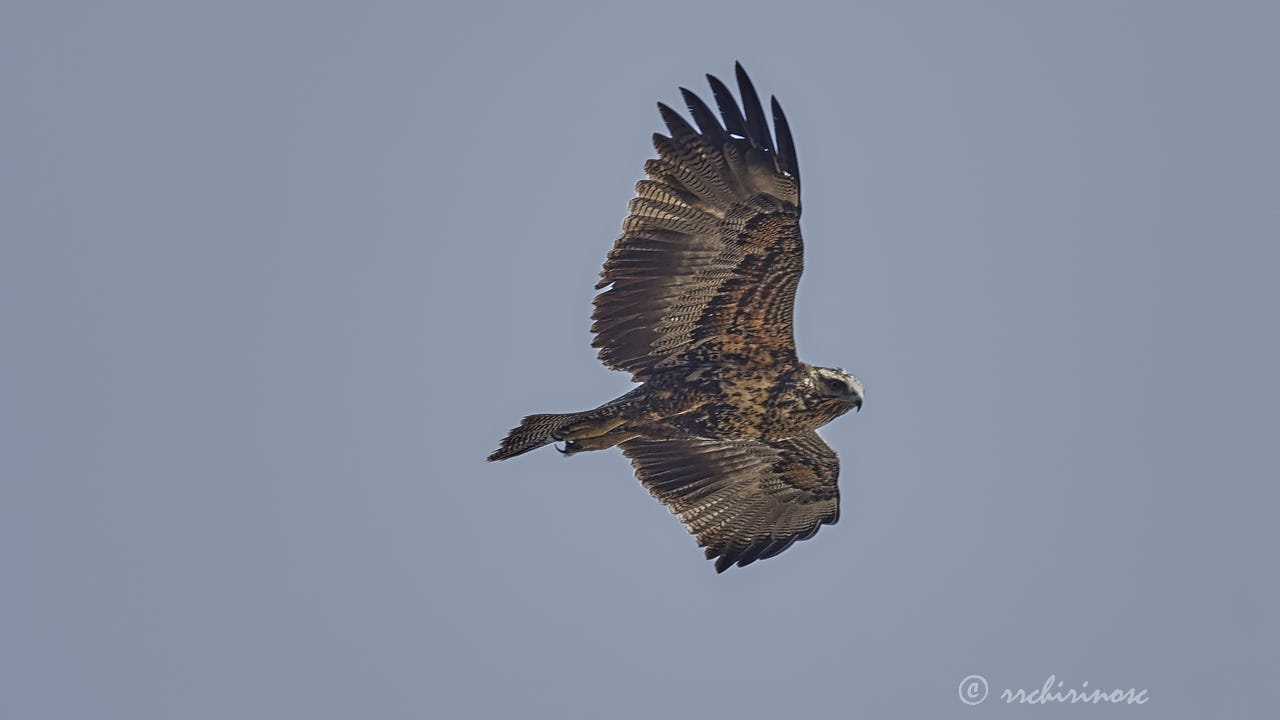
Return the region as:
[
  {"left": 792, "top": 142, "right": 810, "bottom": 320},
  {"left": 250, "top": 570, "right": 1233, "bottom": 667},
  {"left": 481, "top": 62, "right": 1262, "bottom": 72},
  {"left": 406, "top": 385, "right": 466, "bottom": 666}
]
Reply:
[
  {"left": 608, "top": 361, "right": 859, "bottom": 444},
  {"left": 489, "top": 64, "right": 865, "bottom": 572}
]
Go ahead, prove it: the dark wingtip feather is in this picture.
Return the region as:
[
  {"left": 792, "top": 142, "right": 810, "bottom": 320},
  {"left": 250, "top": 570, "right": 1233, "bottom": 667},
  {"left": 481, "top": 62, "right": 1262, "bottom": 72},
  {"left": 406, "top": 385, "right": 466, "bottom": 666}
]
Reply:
[
  {"left": 733, "top": 63, "right": 775, "bottom": 153},
  {"left": 706, "top": 73, "right": 749, "bottom": 139},
  {"left": 706, "top": 545, "right": 732, "bottom": 574},
  {"left": 679, "top": 87, "right": 726, "bottom": 144},
  {"left": 656, "top": 102, "right": 697, "bottom": 139},
  {"left": 735, "top": 542, "right": 768, "bottom": 568},
  {"left": 757, "top": 536, "right": 798, "bottom": 561},
  {"left": 771, "top": 95, "right": 800, "bottom": 189}
]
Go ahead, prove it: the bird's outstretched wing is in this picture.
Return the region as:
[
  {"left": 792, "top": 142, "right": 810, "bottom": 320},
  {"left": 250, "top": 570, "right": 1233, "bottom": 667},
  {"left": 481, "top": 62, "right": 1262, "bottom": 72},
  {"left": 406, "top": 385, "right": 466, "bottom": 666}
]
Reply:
[
  {"left": 620, "top": 431, "right": 839, "bottom": 572},
  {"left": 592, "top": 63, "right": 805, "bottom": 381}
]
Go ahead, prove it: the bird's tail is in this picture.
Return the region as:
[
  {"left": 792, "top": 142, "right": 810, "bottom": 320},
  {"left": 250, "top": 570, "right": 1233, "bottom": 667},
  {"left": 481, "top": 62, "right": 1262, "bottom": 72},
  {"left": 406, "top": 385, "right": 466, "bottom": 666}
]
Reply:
[{"left": 487, "top": 411, "right": 591, "bottom": 461}]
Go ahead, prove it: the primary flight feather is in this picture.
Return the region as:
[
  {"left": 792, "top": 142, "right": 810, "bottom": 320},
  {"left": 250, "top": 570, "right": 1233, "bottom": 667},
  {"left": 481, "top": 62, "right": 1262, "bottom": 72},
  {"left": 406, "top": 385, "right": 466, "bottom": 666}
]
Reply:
[{"left": 489, "top": 63, "right": 864, "bottom": 573}]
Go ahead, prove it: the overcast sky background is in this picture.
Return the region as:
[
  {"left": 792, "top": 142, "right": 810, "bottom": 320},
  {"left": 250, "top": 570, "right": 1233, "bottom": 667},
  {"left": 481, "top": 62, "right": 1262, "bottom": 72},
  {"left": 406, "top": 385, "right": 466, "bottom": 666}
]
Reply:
[{"left": 3, "top": 1, "right": 1277, "bottom": 718}]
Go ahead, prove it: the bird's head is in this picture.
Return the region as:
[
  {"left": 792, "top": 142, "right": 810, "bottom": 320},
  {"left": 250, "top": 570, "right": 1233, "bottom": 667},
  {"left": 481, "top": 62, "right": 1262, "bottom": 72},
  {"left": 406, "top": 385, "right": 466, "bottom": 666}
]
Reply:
[{"left": 809, "top": 366, "right": 864, "bottom": 415}]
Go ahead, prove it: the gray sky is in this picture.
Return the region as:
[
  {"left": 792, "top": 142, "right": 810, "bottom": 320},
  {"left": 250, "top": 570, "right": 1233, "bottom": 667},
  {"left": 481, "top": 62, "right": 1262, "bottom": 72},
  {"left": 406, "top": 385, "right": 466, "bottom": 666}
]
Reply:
[{"left": 3, "top": 1, "right": 1277, "bottom": 718}]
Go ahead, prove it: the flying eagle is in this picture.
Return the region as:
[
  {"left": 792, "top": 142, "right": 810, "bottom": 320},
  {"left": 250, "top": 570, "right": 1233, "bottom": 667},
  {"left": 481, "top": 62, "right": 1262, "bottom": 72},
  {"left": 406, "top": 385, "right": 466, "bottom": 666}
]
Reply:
[{"left": 489, "top": 64, "right": 864, "bottom": 572}]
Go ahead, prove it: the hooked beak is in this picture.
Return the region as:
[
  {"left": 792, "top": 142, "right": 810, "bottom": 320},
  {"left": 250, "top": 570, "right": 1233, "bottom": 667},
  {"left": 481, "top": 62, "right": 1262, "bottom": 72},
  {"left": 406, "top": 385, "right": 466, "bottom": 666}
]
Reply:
[{"left": 853, "top": 396, "right": 862, "bottom": 412}]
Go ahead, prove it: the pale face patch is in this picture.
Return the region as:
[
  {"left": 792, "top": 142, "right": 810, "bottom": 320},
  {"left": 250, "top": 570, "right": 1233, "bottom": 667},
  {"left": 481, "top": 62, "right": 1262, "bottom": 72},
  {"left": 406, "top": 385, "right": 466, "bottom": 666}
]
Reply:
[{"left": 812, "top": 367, "right": 863, "bottom": 403}]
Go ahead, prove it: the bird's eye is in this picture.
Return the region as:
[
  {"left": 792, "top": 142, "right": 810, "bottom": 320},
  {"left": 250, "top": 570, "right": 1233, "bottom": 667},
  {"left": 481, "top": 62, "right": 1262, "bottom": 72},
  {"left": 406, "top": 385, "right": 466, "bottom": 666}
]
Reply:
[{"left": 825, "top": 378, "right": 846, "bottom": 394}]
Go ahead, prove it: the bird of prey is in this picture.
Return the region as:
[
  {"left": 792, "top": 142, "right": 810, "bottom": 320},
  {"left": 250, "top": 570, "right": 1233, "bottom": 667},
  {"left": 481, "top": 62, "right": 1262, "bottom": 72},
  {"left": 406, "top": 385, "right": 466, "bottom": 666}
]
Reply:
[{"left": 489, "top": 63, "right": 864, "bottom": 573}]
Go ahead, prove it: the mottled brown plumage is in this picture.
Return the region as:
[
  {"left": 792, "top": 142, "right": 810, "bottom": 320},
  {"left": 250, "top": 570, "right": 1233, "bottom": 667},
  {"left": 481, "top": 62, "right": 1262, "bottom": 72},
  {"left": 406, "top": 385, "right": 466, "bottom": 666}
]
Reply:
[{"left": 489, "top": 64, "right": 864, "bottom": 572}]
